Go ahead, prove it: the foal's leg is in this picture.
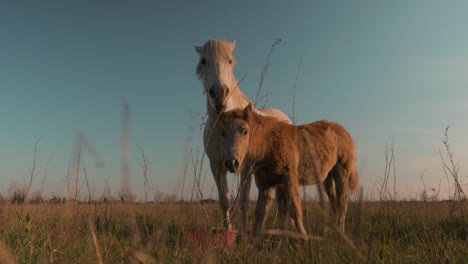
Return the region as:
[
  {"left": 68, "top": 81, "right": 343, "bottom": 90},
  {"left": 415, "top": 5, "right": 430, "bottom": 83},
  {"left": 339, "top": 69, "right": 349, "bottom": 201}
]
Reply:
[
  {"left": 211, "top": 161, "right": 231, "bottom": 230},
  {"left": 252, "top": 186, "right": 275, "bottom": 237},
  {"left": 286, "top": 180, "right": 307, "bottom": 236},
  {"left": 275, "top": 186, "right": 289, "bottom": 229},
  {"left": 334, "top": 167, "right": 350, "bottom": 231},
  {"left": 240, "top": 169, "right": 252, "bottom": 233},
  {"left": 324, "top": 171, "right": 338, "bottom": 216}
]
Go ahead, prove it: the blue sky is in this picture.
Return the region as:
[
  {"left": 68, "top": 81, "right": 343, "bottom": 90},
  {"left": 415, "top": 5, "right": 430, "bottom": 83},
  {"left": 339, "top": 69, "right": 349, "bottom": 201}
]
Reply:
[{"left": 1, "top": 1, "right": 467, "bottom": 200}]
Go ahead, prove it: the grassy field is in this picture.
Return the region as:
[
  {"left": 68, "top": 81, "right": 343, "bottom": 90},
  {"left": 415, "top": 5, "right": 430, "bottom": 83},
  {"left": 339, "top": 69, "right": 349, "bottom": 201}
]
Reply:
[{"left": 0, "top": 200, "right": 466, "bottom": 263}]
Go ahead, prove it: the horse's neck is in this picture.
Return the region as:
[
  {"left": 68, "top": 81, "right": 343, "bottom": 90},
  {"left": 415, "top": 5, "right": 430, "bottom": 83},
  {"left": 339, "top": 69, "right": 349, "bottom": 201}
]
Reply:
[{"left": 206, "top": 101, "right": 220, "bottom": 126}]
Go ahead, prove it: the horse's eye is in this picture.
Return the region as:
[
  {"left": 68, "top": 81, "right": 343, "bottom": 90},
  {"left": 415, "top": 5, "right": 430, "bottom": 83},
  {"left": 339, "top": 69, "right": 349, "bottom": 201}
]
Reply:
[
  {"left": 201, "top": 58, "right": 206, "bottom": 65},
  {"left": 228, "top": 59, "right": 232, "bottom": 64},
  {"left": 240, "top": 127, "right": 248, "bottom": 135},
  {"left": 221, "top": 130, "right": 225, "bottom": 137}
]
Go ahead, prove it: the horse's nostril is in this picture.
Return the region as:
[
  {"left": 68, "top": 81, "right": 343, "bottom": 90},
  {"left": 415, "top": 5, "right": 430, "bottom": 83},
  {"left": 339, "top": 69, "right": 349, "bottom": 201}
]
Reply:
[
  {"left": 209, "top": 87, "right": 215, "bottom": 98},
  {"left": 225, "top": 88, "right": 229, "bottom": 95},
  {"left": 234, "top": 160, "right": 239, "bottom": 169}
]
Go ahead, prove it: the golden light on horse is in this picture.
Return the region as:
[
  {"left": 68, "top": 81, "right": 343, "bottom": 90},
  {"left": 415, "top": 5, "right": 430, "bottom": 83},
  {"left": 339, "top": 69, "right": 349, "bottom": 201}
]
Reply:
[
  {"left": 220, "top": 104, "right": 359, "bottom": 237},
  {"left": 194, "top": 39, "right": 291, "bottom": 232}
]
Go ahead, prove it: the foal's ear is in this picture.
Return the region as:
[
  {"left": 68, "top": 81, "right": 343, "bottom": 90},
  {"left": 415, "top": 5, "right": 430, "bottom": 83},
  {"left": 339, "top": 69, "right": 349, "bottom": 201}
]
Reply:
[
  {"left": 194, "top": 45, "right": 203, "bottom": 54},
  {"left": 243, "top": 103, "right": 254, "bottom": 120}
]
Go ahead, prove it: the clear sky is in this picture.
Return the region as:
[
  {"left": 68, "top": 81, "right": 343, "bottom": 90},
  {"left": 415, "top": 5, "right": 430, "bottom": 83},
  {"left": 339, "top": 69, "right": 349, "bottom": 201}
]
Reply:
[{"left": 1, "top": 0, "right": 467, "bottom": 201}]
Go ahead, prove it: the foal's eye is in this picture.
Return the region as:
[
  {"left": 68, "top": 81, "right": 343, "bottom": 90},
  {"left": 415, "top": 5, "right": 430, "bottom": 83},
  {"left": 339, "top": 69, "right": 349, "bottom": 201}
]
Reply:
[
  {"left": 240, "top": 127, "right": 248, "bottom": 135},
  {"left": 228, "top": 59, "right": 232, "bottom": 64},
  {"left": 201, "top": 58, "right": 206, "bottom": 65}
]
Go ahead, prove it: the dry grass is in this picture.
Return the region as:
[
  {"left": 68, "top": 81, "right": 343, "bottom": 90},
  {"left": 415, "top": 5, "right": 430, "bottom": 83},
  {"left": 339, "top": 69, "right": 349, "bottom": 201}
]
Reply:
[
  {"left": 2, "top": 40, "right": 466, "bottom": 264},
  {"left": 0, "top": 200, "right": 466, "bottom": 263}
]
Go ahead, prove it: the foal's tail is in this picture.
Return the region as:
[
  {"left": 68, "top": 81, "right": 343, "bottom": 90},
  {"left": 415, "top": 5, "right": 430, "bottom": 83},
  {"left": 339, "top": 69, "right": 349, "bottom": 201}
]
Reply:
[{"left": 348, "top": 167, "right": 359, "bottom": 193}]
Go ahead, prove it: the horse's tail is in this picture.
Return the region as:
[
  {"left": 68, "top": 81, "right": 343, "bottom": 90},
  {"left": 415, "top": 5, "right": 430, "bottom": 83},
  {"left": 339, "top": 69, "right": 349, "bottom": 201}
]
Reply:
[{"left": 348, "top": 167, "right": 359, "bottom": 193}]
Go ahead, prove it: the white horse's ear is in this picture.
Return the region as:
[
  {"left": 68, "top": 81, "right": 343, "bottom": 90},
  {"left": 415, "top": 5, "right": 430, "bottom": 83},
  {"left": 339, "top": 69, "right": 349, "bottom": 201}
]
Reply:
[
  {"left": 229, "top": 40, "right": 236, "bottom": 51},
  {"left": 194, "top": 45, "right": 203, "bottom": 54}
]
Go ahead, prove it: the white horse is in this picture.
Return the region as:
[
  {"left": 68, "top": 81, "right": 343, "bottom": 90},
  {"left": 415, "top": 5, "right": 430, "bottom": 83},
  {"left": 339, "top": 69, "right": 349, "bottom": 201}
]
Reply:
[{"left": 194, "top": 39, "right": 291, "bottom": 232}]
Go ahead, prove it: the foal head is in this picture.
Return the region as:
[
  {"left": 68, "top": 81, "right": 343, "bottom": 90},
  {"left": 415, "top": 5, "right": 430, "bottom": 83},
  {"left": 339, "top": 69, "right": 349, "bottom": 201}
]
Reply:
[
  {"left": 195, "top": 39, "right": 237, "bottom": 113},
  {"left": 220, "top": 104, "right": 255, "bottom": 173}
]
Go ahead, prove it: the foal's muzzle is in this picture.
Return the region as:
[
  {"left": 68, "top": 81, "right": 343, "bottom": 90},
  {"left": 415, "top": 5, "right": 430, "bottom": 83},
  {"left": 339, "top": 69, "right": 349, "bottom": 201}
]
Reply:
[{"left": 225, "top": 159, "right": 240, "bottom": 173}]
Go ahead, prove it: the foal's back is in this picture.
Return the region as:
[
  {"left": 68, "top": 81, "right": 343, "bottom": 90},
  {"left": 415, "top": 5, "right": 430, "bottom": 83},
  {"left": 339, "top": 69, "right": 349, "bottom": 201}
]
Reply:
[
  {"left": 295, "top": 120, "right": 356, "bottom": 185},
  {"left": 262, "top": 119, "right": 356, "bottom": 186}
]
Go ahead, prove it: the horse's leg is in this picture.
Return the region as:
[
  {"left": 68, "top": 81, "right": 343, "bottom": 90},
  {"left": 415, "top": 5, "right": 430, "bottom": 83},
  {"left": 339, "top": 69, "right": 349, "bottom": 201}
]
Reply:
[
  {"left": 275, "top": 186, "right": 289, "bottom": 230},
  {"left": 240, "top": 169, "right": 252, "bottom": 233},
  {"left": 252, "top": 186, "right": 275, "bottom": 237},
  {"left": 334, "top": 167, "right": 350, "bottom": 232},
  {"left": 211, "top": 161, "right": 231, "bottom": 230}
]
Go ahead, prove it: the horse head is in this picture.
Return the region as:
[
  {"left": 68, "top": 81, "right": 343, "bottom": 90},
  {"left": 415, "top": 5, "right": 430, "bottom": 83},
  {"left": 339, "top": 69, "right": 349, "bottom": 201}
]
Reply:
[
  {"left": 220, "top": 104, "right": 255, "bottom": 173},
  {"left": 195, "top": 39, "right": 238, "bottom": 114}
]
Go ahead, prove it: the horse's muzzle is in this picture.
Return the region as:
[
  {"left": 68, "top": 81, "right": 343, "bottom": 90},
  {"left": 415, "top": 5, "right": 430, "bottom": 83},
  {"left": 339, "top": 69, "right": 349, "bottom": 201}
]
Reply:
[
  {"left": 215, "top": 104, "right": 225, "bottom": 114},
  {"left": 225, "top": 159, "right": 239, "bottom": 173}
]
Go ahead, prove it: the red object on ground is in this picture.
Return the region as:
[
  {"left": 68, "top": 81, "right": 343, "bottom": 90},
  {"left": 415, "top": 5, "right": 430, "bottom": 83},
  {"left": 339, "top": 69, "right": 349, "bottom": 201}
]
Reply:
[{"left": 186, "top": 229, "right": 238, "bottom": 249}]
